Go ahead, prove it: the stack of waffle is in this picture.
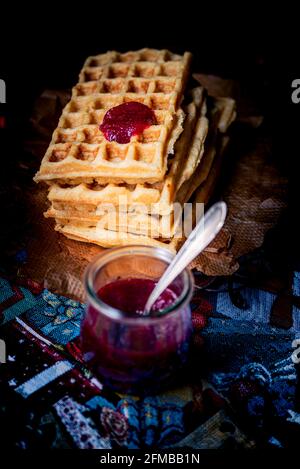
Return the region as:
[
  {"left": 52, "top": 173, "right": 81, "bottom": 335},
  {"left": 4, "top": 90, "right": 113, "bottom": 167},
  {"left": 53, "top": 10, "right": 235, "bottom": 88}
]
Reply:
[{"left": 34, "top": 49, "right": 236, "bottom": 252}]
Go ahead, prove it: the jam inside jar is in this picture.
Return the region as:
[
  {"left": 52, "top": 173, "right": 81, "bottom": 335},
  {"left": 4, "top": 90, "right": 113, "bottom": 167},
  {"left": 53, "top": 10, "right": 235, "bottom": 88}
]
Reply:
[{"left": 82, "top": 246, "right": 194, "bottom": 394}]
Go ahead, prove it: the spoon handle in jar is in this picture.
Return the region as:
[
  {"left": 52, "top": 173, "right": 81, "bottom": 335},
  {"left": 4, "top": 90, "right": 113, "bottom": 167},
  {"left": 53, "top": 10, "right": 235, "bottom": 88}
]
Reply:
[{"left": 144, "top": 201, "right": 227, "bottom": 314}]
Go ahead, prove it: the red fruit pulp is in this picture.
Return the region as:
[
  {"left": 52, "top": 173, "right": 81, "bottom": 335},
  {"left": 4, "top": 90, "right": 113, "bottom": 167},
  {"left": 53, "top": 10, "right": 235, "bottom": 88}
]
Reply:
[
  {"left": 99, "top": 102, "right": 156, "bottom": 144},
  {"left": 81, "top": 277, "right": 192, "bottom": 393}
]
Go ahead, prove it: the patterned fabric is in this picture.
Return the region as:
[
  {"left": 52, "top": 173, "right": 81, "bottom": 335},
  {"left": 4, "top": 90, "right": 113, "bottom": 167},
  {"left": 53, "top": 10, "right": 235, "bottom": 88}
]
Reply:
[{"left": 0, "top": 272, "right": 299, "bottom": 449}]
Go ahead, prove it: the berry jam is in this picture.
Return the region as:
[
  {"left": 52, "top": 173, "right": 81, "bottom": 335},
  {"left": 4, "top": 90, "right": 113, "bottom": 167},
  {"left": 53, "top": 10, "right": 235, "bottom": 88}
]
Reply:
[
  {"left": 99, "top": 102, "right": 156, "bottom": 144},
  {"left": 97, "top": 278, "right": 177, "bottom": 316},
  {"left": 81, "top": 277, "right": 192, "bottom": 394}
]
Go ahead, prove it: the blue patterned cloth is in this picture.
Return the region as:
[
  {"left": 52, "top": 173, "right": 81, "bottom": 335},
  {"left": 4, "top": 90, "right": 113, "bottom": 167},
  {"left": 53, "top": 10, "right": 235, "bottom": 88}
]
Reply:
[{"left": 0, "top": 273, "right": 299, "bottom": 449}]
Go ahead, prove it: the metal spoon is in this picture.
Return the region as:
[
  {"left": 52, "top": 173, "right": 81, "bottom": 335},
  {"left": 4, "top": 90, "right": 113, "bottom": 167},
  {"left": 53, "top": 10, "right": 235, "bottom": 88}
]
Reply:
[{"left": 144, "top": 201, "right": 227, "bottom": 314}]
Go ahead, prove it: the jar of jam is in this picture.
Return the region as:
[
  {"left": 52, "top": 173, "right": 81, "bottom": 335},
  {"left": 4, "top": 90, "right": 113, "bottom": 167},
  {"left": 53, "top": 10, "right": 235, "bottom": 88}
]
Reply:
[{"left": 82, "top": 246, "right": 194, "bottom": 394}]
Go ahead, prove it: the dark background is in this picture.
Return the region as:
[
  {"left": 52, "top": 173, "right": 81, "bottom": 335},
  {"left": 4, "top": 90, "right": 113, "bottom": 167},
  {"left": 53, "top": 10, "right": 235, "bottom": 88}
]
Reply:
[{"left": 0, "top": 7, "right": 293, "bottom": 162}]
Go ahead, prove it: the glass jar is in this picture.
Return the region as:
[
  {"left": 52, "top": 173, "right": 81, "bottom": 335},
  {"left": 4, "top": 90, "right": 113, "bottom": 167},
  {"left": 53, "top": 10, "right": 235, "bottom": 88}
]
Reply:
[{"left": 82, "top": 246, "right": 194, "bottom": 394}]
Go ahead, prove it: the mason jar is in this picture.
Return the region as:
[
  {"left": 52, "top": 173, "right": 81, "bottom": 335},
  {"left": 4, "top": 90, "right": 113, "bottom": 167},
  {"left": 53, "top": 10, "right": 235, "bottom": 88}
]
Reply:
[{"left": 82, "top": 245, "right": 194, "bottom": 394}]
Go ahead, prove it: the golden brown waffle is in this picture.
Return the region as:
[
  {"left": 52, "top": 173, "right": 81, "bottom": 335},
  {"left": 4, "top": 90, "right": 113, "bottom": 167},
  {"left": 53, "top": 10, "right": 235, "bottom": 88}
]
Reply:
[
  {"left": 51, "top": 211, "right": 174, "bottom": 238},
  {"left": 54, "top": 132, "right": 230, "bottom": 252},
  {"left": 46, "top": 93, "right": 235, "bottom": 222},
  {"left": 176, "top": 97, "right": 236, "bottom": 204},
  {"left": 50, "top": 131, "right": 226, "bottom": 239},
  {"left": 55, "top": 223, "right": 179, "bottom": 252},
  {"left": 34, "top": 49, "right": 192, "bottom": 185},
  {"left": 47, "top": 93, "right": 208, "bottom": 239},
  {"left": 46, "top": 87, "right": 209, "bottom": 217},
  {"left": 54, "top": 96, "right": 235, "bottom": 245},
  {"left": 50, "top": 135, "right": 214, "bottom": 240}
]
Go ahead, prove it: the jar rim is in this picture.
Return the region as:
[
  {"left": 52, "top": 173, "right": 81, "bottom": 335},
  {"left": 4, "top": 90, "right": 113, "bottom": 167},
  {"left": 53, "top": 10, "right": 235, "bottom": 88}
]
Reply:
[{"left": 84, "top": 245, "right": 194, "bottom": 323}]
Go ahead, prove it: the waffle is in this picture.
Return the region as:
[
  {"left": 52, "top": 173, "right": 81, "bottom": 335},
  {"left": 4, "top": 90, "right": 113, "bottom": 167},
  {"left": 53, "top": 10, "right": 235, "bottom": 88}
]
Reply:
[
  {"left": 55, "top": 130, "right": 230, "bottom": 252},
  {"left": 51, "top": 135, "right": 215, "bottom": 239},
  {"left": 55, "top": 223, "right": 179, "bottom": 252},
  {"left": 34, "top": 49, "right": 192, "bottom": 185},
  {"left": 54, "top": 96, "right": 235, "bottom": 245},
  {"left": 52, "top": 212, "right": 174, "bottom": 238},
  {"left": 46, "top": 93, "right": 235, "bottom": 222},
  {"left": 45, "top": 87, "right": 210, "bottom": 217},
  {"left": 176, "top": 97, "right": 236, "bottom": 204},
  {"left": 46, "top": 90, "right": 208, "bottom": 238}
]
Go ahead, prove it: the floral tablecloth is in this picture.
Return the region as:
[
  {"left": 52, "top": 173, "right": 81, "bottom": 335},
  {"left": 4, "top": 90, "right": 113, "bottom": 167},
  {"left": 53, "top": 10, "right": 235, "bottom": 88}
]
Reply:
[{"left": 0, "top": 271, "right": 299, "bottom": 449}]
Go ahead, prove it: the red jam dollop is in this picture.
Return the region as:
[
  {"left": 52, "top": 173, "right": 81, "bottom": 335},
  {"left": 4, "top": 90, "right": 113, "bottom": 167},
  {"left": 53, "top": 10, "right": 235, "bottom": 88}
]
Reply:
[
  {"left": 99, "top": 102, "right": 156, "bottom": 144},
  {"left": 97, "top": 278, "right": 177, "bottom": 316}
]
